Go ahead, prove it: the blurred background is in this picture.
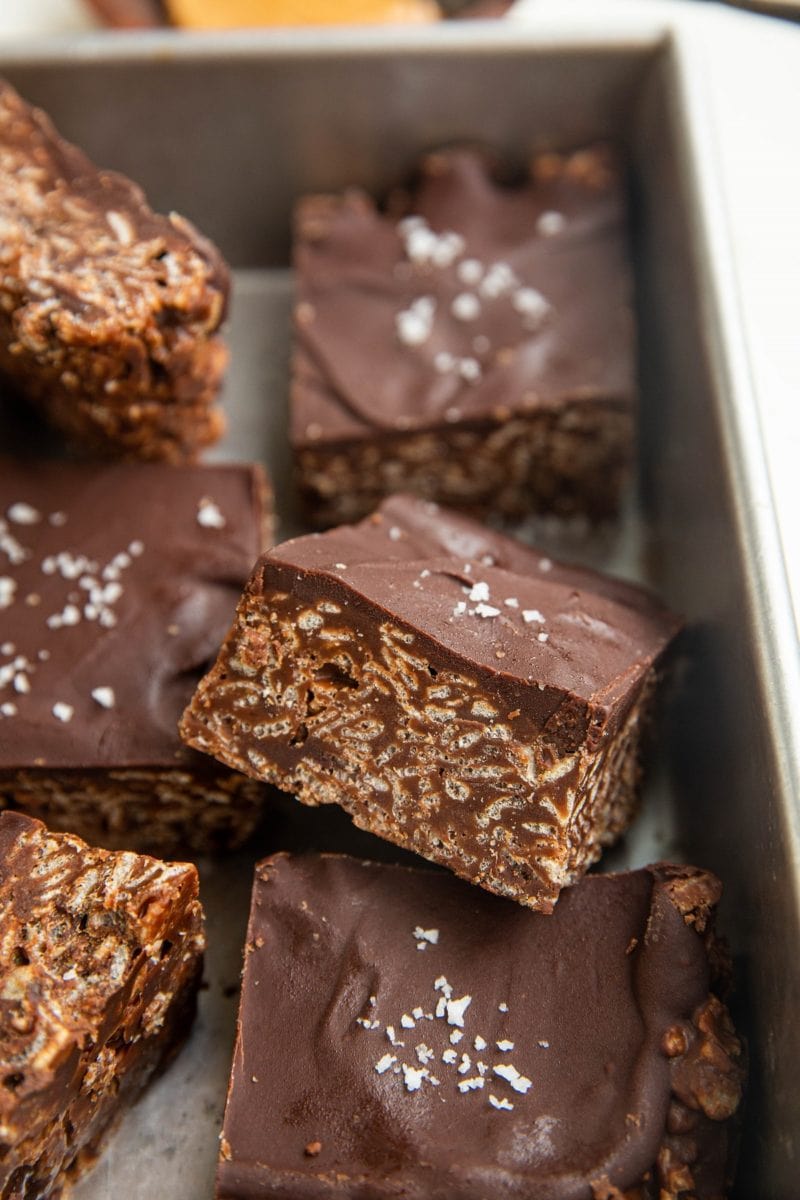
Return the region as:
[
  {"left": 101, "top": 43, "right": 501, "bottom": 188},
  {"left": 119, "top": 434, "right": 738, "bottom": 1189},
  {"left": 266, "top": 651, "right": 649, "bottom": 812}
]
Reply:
[{"left": 0, "top": 0, "right": 796, "bottom": 35}]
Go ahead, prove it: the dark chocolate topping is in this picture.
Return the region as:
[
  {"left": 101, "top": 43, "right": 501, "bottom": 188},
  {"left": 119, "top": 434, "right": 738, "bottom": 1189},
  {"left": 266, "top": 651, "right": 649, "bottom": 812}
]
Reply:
[
  {"left": 292, "top": 146, "right": 634, "bottom": 446},
  {"left": 218, "top": 855, "right": 740, "bottom": 1199},
  {"left": 261, "top": 495, "right": 679, "bottom": 721},
  {"left": 0, "top": 459, "right": 267, "bottom": 768}
]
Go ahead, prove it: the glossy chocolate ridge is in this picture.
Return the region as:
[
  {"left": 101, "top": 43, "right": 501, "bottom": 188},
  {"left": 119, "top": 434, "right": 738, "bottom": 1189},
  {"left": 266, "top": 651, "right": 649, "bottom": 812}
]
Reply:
[
  {"left": 217, "top": 854, "right": 744, "bottom": 1200},
  {"left": 182, "top": 495, "right": 680, "bottom": 908},
  {"left": 0, "top": 78, "right": 229, "bottom": 462}
]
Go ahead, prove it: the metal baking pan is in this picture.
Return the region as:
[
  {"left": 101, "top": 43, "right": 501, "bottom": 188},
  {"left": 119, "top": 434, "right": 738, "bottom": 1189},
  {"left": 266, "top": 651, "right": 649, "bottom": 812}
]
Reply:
[{"left": 1, "top": 17, "right": 798, "bottom": 1198}]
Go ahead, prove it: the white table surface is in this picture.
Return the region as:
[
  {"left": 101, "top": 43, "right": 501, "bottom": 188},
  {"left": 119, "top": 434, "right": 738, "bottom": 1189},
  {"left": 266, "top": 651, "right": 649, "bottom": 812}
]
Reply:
[{"left": 2, "top": 0, "right": 799, "bottom": 643}]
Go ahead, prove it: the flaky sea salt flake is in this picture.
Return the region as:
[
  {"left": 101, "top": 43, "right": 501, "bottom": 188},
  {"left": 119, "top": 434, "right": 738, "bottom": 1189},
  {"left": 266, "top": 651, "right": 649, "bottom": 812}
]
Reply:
[
  {"left": 402, "top": 1064, "right": 428, "bottom": 1093},
  {"left": 197, "top": 498, "right": 226, "bottom": 529},
  {"left": 0, "top": 578, "right": 17, "bottom": 609},
  {"left": 451, "top": 293, "right": 481, "bottom": 322},
  {"left": 474, "top": 603, "right": 500, "bottom": 618},
  {"left": 493, "top": 1064, "right": 532, "bottom": 1094},
  {"left": 7, "top": 502, "right": 40, "bottom": 525},
  {"left": 446, "top": 995, "right": 472, "bottom": 1028},
  {"left": 537, "top": 210, "right": 566, "bottom": 236}
]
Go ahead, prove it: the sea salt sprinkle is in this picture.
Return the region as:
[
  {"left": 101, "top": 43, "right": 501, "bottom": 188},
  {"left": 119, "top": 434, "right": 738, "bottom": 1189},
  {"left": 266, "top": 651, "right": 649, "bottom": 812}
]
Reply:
[
  {"left": 396, "top": 296, "right": 436, "bottom": 347},
  {"left": 402, "top": 1065, "right": 428, "bottom": 1093},
  {"left": 394, "top": 218, "right": 553, "bottom": 379},
  {"left": 0, "top": 577, "right": 16, "bottom": 609},
  {"left": 457, "top": 258, "right": 483, "bottom": 286},
  {"left": 362, "top": 970, "right": 531, "bottom": 1110},
  {"left": 398, "top": 216, "right": 464, "bottom": 269},
  {"left": 197, "top": 497, "right": 226, "bottom": 529},
  {"left": 474, "top": 603, "right": 500, "bottom": 619},
  {"left": 493, "top": 1064, "right": 533, "bottom": 1094},
  {"left": 451, "top": 293, "right": 481, "bottom": 322},
  {"left": 512, "top": 287, "right": 551, "bottom": 329},
  {"left": 536, "top": 210, "right": 566, "bottom": 236},
  {"left": 0, "top": 520, "right": 29, "bottom": 566},
  {"left": 0, "top": 504, "right": 151, "bottom": 716},
  {"left": 7, "top": 502, "right": 40, "bottom": 525},
  {"left": 414, "top": 925, "right": 439, "bottom": 950}
]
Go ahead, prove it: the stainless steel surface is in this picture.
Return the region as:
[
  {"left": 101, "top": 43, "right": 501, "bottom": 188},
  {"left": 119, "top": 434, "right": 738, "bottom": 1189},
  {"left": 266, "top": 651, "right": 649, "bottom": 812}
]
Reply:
[{"left": 1, "top": 23, "right": 798, "bottom": 1198}]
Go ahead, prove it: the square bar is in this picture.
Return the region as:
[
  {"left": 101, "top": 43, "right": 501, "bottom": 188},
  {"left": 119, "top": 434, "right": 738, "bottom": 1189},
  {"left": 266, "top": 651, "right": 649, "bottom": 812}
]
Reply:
[
  {"left": 217, "top": 853, "right": 743, "bottom": 1199},
  {"left": 0, "top": 79, "right": 229, "bottom": 462},
  {"left": 182, "top": 495, "right": 679, "bottom": 910},
  {"left": 292, "top": 145, "right": 635, "bottom": 525},
  {"left": 0, "top": 459, "right": 271, "bottom": 853}
]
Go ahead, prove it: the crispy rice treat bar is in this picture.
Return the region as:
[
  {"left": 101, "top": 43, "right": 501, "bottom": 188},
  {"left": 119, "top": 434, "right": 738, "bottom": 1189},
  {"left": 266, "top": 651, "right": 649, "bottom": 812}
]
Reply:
[
  {"left": 292, "top": 144, "right": 635, "bottom": 526},
  {"left": 0, "top": 79, "right": 229, "bottom": 462},
  {"left": 0, "top": 460, "right": 271, "bottom": 854},
  {"left": 181, "top": 496, "right": 680, "bottom": 911},
  {"left": 0, "top": 811, "right": 204, "bottom": 1198},
  {"left": 217, "top": 854, "right": 744, "bottom": 1199}
]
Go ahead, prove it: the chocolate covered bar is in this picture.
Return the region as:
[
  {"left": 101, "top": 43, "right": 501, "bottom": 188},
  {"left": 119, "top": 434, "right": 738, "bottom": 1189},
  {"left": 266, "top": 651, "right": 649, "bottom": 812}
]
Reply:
[
  {"left": 217, "top": 854, "right": 744, "bottom": 1199},
  {"left": 292, "top": 144, "right": 635, "bottom": 526},
  {"left": 181, "top": 495, "right": 680, "bottom": 910},
  {"left": 0, "top": 79, "right": 229, "bottom": 462},
  {"left": 0, "top": 811, "right": 204, "bottom": 1198},
  {"left": 0, "top": 459, "right": 271, "bottom": 853}
]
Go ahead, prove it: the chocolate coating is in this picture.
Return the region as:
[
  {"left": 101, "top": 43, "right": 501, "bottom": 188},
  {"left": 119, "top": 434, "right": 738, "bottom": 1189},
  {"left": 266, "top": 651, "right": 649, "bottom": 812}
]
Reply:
[
  {"left": 182, "top": 495, "right": 680, "bottom": 909},
  {"left": 292, "top": 145, "right": 634, "bottom": 524},
  {"left": 0, "top": 459, "right": 268, "bottom": 769},
  {"left": 217, "top": 855, "right": 744, "bottom": 1199},
  {"left": 293, "top": 147, "right": 633, "bottom": 442},
  {"left": 270, "top": 494, "right": 678, "bottom": 728}
]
